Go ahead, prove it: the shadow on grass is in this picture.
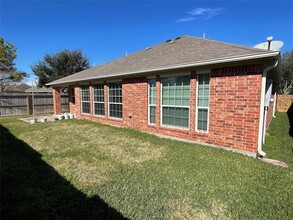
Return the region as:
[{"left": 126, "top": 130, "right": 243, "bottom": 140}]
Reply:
[
  {"left": 287, "top": 102, "right": 293, "bottom": 137},
  {"left": 0, "top": 125, "right": 127, "bottom": 219}
]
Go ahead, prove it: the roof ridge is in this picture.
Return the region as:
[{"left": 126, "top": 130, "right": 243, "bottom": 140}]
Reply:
[
  {"left": 180, "top": 35, "right": 271, "bottom": 53},
  {"left": 47, "top": 35, "right": 279, "bottom": 86}
]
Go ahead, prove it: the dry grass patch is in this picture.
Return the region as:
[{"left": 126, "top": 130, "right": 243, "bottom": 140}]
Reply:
[
  {"left": 50, "top": 157, "right": 114, "bottom": 190},
  {"left": 18, "top": 124, "right": 108, "bottom": 154},
  {"left": 166, "top": 198, "right": 232, "bottom": 220},
  {"left": 96, "top": 135, "right": 166, "bottom": 164},
  {"left": 19, "top": 122, "right": 166, "bottom": 165}
]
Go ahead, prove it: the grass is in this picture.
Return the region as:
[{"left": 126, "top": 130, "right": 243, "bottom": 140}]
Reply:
[{"left": 1, "top": 113, "right": 292, "bottom": 219}]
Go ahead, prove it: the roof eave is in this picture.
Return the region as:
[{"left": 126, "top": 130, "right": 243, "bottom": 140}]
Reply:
[{"left": 47, "top": 51, "right": 279, "bottom": 86}]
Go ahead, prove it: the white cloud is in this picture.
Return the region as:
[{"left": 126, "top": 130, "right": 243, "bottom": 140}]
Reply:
[
  {"left": 175, "top": 17, "right": 197, "bottom": 22},
  {"left": 176, "top": 7, "right": 224, "bottom": 22}
]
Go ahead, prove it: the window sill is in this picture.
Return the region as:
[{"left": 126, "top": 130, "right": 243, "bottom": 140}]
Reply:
[
  {"left": 160, "top": 125, "right": 190, "bottom": 133},
  {"left": 81, "top": 113, "right": 91, "bottom": 116},
  {"left": 93, "top": 114, "right": 106, "bottom": 118},
  {"left": 195, "top": 129, "right": 209, "bottom": 134},
  {"left": 108, "top": 117, "right": 123, "bottom": 121},
  {"left": 147, "top": 123, "right": 156, "bottom": 128}
]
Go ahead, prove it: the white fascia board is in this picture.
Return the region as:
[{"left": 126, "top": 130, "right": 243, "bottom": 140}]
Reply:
[{"left": 47, "top": 51, "right": 279, "bottom": 86}]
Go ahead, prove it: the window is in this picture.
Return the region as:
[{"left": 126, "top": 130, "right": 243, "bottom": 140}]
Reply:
[
  {"left": 80, "top": 85, "right": 90, "bottom": 114},
  {"left": 108, "top": 82, "right": 122, "bottom": 118},
  {"left": 93, "top": 84, "right": 105, "bottom": 116},
  {"left": 196, "top": 74, "right": 210, "bottom": 132},
  {"left": 148, "top": 79, "right": 156, "bottom": 124},
  {"left": 161, "top": 75, "right": 190, "bottom": 128},
  {"left": 71, "top": 87, "right": 75, "bottom": 105}
]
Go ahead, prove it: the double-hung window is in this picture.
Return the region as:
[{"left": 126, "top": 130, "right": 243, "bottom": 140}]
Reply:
[
  {"left": 161, "top": 75, "right": 190, "bottom": 128},
  {"left": 108, "top": 82, "right": 122, "bottom": 118},
  {"left": 93, "top": 84, "right": 105, "bottom": 116},
  {"left": 80, "top": 85, "right": 90, "bottom": 114},
  {"left": 148, "top": 79, "right": 156, "bottom": 124},
  {"left": 196, "top": 74, "right": 210, "bottom": 132}
]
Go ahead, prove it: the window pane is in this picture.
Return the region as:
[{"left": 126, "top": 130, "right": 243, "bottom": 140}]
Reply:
[
  {"left": 161, "top": 75, "right": 190, "bottom": 128},
  {"left": 94, "top": 103, "right": 104, "bottom": 116},
  {"left": 197, "top": 108, "right": 208, "bottom": 131},
  {"left": 109, "top": 83, "right": 122, "bottom": 104},
  {"left": 80, "top": 85, "right": 90, "bottom": 102},
  {"left": 109, "top": 103, "right": 122, "bottom": 118},
  {"left": 162, "top": 107, "right": 189, "bottom": 128},
  {"left": 93, "top": 84, "right": 104, "bottom": 102},
  {"left": 148, "top": 79, "right": 156, "bottom": 124},
  {"left": 197, "top": 75, "right": 210, "bottom": 108},
  {"left": 162, "top": 75, "right": 190, "bottom": 107},
  {"left": 82, "top": 102, "right": 90, "bottom": 114},
  {"left": 197, "top": 74, "right": 210, "bottom": 131},
  {"left": 150, "top": 106, "right": 156, "bottom": 115},
  {"left": 108, "top": 83, "right": 122, "bottom": 118},
  {"left": 182, "top": 118, "right": 189, "bottom": 128},
  {"left": 150, "top": 106, "right": 156, "bottom": 124}
]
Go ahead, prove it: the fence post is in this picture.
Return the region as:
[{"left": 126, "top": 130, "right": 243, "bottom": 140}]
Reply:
[{"left": 27, "top": 94, "right": 32, "bottom": 115}]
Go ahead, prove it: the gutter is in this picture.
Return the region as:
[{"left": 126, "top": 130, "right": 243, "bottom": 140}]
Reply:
[
  {"left": 257, "top": 59, "right": 278, "bottom": 157},
  {"left": 47, "top": 51, "right": 279, "bottom": 86}
]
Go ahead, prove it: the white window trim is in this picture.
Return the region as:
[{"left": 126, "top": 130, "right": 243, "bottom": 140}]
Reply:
[
  {"left": 148, "top": 78, "right": 156, "bottom": 125},
  {"left": 108, "top": 82, "right": 123, "bottom": 120},
  {"left": 195, "top": 73, "right": 210, "bottom": 132},
  {"left": 80, "top": 85, "right": 91, "bottom": 114},
  {"left": 93, "top": 84, "right": 105, "bottom": 116},
  {"left": 160, "top": 75, "right": 190, "bottom": 130}
]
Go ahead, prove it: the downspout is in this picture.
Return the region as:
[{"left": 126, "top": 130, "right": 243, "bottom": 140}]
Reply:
[
  {"left": 262, "top": 106, "right": 269, "bottom": 144},
  {"left": 272, "top": 92, "right": 277, "bottom": 118},
  {"left": 257, "top": 59, "right": 278, "bottom": 157}
]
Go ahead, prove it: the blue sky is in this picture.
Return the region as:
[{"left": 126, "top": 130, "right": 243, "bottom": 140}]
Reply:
[{"left": 1, "top": 0, "right": 292, "bottom": 85}]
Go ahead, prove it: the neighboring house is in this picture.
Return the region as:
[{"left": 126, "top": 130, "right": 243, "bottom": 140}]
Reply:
[
  {"left": 25, "top": 86, "right": 53, "bottom": 93},
  {"left": 48, "top": 36, "right": 280, "bottom": 158},
  {"left": 2, "top": 83, "right": 31, "bottom": 93}
]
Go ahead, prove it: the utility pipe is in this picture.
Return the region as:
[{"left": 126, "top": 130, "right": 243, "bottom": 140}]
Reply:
[
  {"left": 257, "top": 59, "right": 278, "bottom": 157},
  {"left": 273, "top": 92, "right": 277, "bottom": 117},
  {"left": 262, "top": 106, "right": 269, "bottom": 144}
]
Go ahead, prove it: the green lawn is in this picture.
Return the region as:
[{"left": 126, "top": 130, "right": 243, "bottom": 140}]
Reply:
[{"left": 1, "top": 112, "right": 292, "bottom": 219}]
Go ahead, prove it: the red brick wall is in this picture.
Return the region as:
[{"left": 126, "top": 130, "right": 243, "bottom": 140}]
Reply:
[
  {"left": 68, "top": 84, "right": 80, "bottom": 115},
  {"left": 68, "top": 64, "right": 263, "bottom": 156},
  {"left": 53, "top": 87, "right": 61, "bottom": 115}
]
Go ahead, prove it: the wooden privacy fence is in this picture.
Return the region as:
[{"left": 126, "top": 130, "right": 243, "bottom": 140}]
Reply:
[
  {"left": 0, "top": 92, "right": 69, "bottom": 116},
  {"left": 277, "top": 95, "right": 293, "bottom": 112}
]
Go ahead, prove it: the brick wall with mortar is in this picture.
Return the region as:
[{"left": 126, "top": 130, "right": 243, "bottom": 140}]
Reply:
[
  {"left": 65, "top": 64, "right": 263, "bottom": 155},
  {"left": 53, "top": 87, "right": 61, "bottom": 115}
]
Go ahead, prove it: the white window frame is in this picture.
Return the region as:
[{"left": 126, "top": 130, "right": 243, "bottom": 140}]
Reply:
[
  {"left": 196, "top": 73, "right": 210, "bottom": 132},
  {"left": 160, "top": 74, "right": 191, "bottom": 130},
  {"left": 148, "top": 78, "right": 156, "bottom": 125},
  {"left": 108, "top": 82, "right": 123, "bottom": 119},
  {"left": 93, "top": 83, "right": 105, "bottom": 116},
  {"left": 80, "top": 85, "right": 91, "bottom": 114}
]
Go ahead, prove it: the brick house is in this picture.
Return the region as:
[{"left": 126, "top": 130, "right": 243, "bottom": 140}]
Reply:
[{"left": 48, "top": 36, "right": 280, "bottom": 158}]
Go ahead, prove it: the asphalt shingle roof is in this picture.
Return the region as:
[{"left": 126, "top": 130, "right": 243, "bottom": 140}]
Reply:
[{"left": 48, "top": 35, "right": 278, "bottom": 86}]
